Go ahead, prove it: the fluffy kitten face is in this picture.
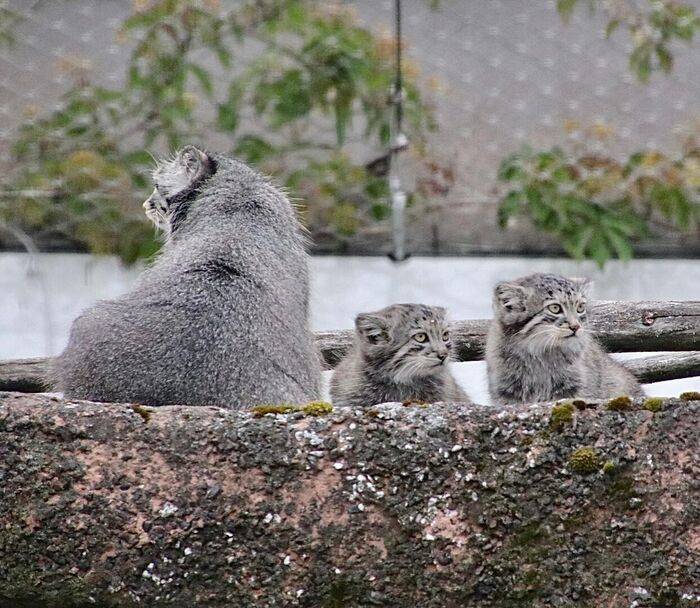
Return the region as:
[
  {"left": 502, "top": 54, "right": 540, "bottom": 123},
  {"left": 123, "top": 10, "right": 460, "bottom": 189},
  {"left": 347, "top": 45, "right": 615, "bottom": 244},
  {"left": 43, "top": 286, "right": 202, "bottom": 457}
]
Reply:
[
  {"left": 143, "top": 145, "right": 214, "bottom": 235},
  {"left": 493, "top": 273, "right": 592, "bottom": 354},
  {"left": 356, "top": 303, "right": 453, "bottom": 383}
]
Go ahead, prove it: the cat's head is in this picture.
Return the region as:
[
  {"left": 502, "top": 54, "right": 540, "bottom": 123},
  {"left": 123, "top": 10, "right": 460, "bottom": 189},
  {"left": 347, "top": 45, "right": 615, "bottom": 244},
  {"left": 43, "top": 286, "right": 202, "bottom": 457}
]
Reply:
[
  {"left": 143, "top": 145, "right": 216, "bottom": 236},
  {"left": 492, "top": 273, "right": 592, "bottom": 353},
  {"left": 355, "top": 303, "right": 454, "bottom": 382}
]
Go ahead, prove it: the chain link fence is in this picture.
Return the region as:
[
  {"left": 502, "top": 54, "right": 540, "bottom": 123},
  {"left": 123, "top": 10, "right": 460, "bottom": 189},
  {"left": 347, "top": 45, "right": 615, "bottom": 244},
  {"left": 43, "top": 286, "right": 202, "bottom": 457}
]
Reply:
[{"left": 1, "top": 0, "right": 699, "bottom": 257}]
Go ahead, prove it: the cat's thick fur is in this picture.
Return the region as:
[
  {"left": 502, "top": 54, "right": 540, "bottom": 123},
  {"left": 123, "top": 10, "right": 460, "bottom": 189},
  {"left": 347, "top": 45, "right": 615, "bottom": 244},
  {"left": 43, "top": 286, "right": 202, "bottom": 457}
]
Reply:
[
  {"left": 330, "top": 303, "right": 471, "bottom": 407},
  {"left": 54, "top": 146, "right": 321, "bottom": 408},
  {"left": 486, "top": 273, "right": 644, "bottom": 405}
]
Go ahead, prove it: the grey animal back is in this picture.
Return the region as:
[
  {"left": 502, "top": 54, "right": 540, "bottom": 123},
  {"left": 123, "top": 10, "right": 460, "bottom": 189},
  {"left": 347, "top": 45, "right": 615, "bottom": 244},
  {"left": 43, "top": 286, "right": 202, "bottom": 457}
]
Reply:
[{"left": 55, "top": 151, "right": 320, "bottom": 408}]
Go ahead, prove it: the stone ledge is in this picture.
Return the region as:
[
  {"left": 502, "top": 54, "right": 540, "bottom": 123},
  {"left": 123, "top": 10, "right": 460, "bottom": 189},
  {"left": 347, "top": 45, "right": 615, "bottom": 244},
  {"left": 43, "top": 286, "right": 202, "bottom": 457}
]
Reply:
[{"left": 0, "top": 391, "right": 699, "bottom": 607}]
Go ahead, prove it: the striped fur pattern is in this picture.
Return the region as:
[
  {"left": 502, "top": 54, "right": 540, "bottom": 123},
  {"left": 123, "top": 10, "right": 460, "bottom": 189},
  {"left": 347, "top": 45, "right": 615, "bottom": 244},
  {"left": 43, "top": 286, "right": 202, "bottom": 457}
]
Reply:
[
  {"left": 54, "top": 146, "right": 321, "bottom": 408},
  {"left": 486, "top": 273, "right": 644, "bottom": 405},
  {"left": 330, "top": 303, "right": 471, "bottom": 407}
]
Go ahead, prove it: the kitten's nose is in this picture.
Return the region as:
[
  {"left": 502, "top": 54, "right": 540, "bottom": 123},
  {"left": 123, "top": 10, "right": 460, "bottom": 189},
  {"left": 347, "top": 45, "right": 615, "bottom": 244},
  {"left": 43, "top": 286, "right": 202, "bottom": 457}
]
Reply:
[
  {"left": 569, "top": 323, "right": 581, "bottom": 335},
  {"left": 438, "top": 350, "right": 449, "bottom": 362}
]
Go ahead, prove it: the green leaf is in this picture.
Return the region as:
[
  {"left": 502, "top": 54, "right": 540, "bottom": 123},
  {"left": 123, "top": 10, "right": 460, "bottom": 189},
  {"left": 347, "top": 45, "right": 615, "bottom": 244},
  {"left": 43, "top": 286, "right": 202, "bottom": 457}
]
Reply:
[
  {"left": 605, "top": 226, "right": 634, "bottom": 260},
  {"left": 497, "top": 191, "right": 524, "bottom": 228},
  {"left": 605, "top": 19, "right": 621, "bottom": 38},
  {"left": 557, "top": 0, "right": 579, "bottom": 23},
  {"left": 216, "top": 46, "right": 232, "bottom": 68},
  {"left": 216, "top": 104, "right": 238, "bottom": 132},
  {"left": 655, "top": 44, "right": 673, "bottom": 73},
  {"left": 588, "top": 231, "right": 611, "bottom": 268},
  {"left": 234, "top": 136, "right": 275, "bottom": 164},
  {"left": 188, "top": 64, "right": 214, "bottom": 97}
]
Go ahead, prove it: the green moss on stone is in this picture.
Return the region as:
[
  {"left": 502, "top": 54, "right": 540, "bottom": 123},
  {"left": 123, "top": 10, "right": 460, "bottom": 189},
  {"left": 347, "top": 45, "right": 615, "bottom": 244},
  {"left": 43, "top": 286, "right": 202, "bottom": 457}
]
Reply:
[
  {"left": 602, "top": 461, "right": 616, "bottom": 474},
  {"left": 549, "top": 401, "right": 575, "bottom": 431},
  {"left": 130, "top": 404, "right": 152, "bottom": 423},
  {"left": 301, "top": 401, "right": 334, "bottom": 416},
  {"left": 520, "top": 434, "right": 534, "bottom": 446},
  {"left": 607, "top": 395, "right": 633, "bottom": 411},
  {"left": 680, "top": 391, "right": 700, "bottom": 401},
  {"left": 569, "top": 448, "right": 601, "bottom": 475},
  {"left": 643, "top": 397, "right": 665, "bottom": 412},
  {"left": 251, "top": 401, "right": 333, "bottom": 418},
  {"left": 251, "top": 404, "right": 298, "bottom": 417}
]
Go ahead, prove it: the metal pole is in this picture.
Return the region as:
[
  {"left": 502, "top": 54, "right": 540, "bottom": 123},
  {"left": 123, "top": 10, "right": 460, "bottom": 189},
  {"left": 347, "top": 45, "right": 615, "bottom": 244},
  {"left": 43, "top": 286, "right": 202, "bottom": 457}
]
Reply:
[{"left": 389, "top": 0, "right": 408, "bottom": 262}]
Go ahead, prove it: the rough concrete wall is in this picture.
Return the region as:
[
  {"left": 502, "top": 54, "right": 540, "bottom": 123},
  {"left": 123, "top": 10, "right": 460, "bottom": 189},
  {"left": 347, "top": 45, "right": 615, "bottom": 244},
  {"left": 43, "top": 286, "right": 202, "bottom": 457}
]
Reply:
[{"left": 1, "top": 391, "right": 699, "bottom": 607}]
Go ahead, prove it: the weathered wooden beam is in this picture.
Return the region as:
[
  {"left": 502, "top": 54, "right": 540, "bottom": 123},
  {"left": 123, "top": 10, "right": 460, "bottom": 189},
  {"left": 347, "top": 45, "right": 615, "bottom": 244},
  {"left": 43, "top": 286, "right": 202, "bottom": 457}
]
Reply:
[
  {"left": 320, "top": 300, "right": 700, "bottom": 366},
  {"left": 0, "top": 357, "right": 49, "bottom": 393},
  {"left": 1, "top": 392, "right": 699, "bottom": 606},
  {"left": 624, "top": 351, "right": 700, "bottom": 384},
  {"left": 1, "top": 300, "right": 698, "bottom": 392}
]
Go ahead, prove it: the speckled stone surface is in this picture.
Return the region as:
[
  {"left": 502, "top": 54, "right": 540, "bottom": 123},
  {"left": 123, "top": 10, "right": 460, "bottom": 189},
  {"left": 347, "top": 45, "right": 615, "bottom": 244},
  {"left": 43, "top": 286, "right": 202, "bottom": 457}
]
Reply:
[{"left": 0, "top": 391, "right": 699, "bottom": 607}]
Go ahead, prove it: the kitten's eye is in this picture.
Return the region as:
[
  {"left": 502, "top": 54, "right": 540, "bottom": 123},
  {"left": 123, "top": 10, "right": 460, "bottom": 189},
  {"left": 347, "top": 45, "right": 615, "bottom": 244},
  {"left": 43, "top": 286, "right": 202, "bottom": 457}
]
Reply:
[
  {"left": 547, "top": 303, "right": 562, "bottom": 314},
  {"left": 414, "top": 332, "right": 428, "bottom": 343},
  {"left": 442, "top": 331, "right": 450, "bottom": 342},
  {"left": 576, "top": 303, "right": 586, "bottom": 314}
]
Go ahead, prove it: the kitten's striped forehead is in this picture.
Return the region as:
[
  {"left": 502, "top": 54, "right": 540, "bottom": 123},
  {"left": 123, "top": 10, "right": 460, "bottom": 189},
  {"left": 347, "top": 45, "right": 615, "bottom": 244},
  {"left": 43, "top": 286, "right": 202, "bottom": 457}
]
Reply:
[
  {"left": 523, "top": 274, "right": 587, "bottom": 299},
  {"left": 391, "top": 303, "right": 446, "bottom": 326}
]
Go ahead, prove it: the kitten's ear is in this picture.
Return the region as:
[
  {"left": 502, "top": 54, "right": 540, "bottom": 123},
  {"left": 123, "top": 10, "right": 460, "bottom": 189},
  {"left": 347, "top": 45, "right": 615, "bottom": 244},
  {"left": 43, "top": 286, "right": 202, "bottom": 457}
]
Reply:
[
  {"left": 572, "top": 277, "right": 593, "bottom": 296},
  {"left": 355, "top": 313, "right": 390, "bottom": 345},
  {"left": 493, "top": 282, "right": 530, "bottom": 324},
  {"left": 178, "top": 145, "right": 213, "bottom": 184}
]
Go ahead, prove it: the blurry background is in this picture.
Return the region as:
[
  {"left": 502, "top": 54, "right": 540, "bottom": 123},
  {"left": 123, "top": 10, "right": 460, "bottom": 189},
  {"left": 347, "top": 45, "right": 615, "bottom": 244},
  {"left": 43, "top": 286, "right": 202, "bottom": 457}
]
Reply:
[{"left": 0, "top": 0, "right": 698, "bottom": 401}]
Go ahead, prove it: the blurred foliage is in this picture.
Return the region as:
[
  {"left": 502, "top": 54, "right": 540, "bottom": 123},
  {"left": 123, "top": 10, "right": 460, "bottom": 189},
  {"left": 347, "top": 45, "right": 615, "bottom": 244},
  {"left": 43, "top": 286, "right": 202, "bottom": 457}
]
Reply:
[
  {"left": 557, "top": 0, "right": 700, "bottom": 82},
  {"left": 1, "top": 0, "right": 433, "bottom": 262},
  {"left": 498, "top": 121, "right": 700, "bottom": 267}
]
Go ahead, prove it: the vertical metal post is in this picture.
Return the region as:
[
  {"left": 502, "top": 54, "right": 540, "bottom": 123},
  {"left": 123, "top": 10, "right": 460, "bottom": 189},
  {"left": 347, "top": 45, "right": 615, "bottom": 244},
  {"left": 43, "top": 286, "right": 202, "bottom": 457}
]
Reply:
[{"left": 389, "top": 0, "right": 408, "bottom": 262}]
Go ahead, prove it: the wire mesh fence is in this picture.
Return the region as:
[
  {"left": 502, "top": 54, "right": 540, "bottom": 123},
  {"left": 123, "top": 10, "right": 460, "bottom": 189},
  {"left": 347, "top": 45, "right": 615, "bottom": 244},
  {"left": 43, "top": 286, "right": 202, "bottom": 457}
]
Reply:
[{"left": 1, "top": 0, "right": 699, "bottom": 260}]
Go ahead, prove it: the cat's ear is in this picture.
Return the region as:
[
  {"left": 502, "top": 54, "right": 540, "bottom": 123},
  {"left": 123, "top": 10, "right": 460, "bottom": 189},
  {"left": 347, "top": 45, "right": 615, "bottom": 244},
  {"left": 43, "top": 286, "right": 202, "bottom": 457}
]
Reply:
[
  {"left": 493, "top": 282, "right": 530, "bottom": 324},
  {"left": 355, "top": 313, "right": 390, "bottom": 345},
  {"left": 572, "top": 277, "right": 593, "bottom": 297},
  {"left": 178, "top": 145, "right": 213, "bottom": 184}
]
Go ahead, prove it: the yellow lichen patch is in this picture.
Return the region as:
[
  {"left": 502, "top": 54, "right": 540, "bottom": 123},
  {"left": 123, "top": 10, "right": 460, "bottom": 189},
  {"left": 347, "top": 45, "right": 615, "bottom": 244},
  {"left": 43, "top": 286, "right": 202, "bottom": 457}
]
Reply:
[
  {"left": 129, "top": 404, "right": 152, "bottom": 423},
  {"left": 251, "top": 401, "right": 334, "bottom": 418},
  {"left": 251, "top": 404, "right": 298, "bottom": 417},
  {"left": 643, "top": 397, "right": 665, "bottom": 412},
  {"left": 300, "top": 401, "right": 334, "bottom": 416},
  {"left": 569, "top": 448, "right": 601, "bottom": 475},
  {"left": 680, "top": 391, "right": 700, "bottom": 401},
  {"left": 607, "top": 395, "right": 633, "bottom": 411}
]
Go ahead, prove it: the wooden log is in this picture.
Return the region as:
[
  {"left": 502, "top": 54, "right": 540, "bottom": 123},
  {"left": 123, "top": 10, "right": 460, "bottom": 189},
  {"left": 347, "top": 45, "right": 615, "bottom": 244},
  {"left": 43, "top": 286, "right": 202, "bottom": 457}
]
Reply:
[
  {"left": 1, "top": 392, "right": 699, "bottom": 606},
  {"left": 0, "top": 357, "right": 49, "bottom": 393},
  {"left": 623, "top": 351, "right": 700, "bottom": 384},
  {"left": 2, "top": 300, "right": 698, "bottom": 391},
  {"left": 315, "top": 300, "right": 700, "bottom": 367}
]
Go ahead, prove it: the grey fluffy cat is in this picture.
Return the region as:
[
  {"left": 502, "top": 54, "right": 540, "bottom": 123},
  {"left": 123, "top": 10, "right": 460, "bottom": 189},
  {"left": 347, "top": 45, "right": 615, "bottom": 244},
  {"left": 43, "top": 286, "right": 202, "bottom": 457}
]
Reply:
[
  {"left": 486, "top": 273, "right": 644, "bottom": 405},
  {"left": 330, "top": 303, "right": 471, "bottom": 407},
  {"left": 54, "top": 145, "right": 320, "bottom": 408}
]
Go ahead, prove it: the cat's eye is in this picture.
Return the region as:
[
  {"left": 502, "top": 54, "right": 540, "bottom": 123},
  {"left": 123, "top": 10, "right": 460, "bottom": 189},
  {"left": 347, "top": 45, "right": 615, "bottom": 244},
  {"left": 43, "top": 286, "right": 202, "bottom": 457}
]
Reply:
[
  {"left": 547, "top": 303, "right": 562, "bottom": 314},
  {"left": 576, "top": 303, "right": 586, "bottom": 314},
  {"left": 414, "top": 332, "right": 428, "bottom": 343},
  {"left": 442, "top": 331, "right": 450, "bottom": 342}
]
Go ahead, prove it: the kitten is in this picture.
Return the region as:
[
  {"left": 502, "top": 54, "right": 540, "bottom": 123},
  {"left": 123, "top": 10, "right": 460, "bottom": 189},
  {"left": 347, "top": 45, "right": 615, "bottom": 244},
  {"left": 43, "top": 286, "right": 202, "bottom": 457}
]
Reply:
[
  {"left": 330, "top": 303, "right": 471, "bottom": 407},
  {"left": 485, "top": 273, "right": 644, "bottom": 405},
  {"left": 53, "top": 146, "right": 321, "bottom": 408}
]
